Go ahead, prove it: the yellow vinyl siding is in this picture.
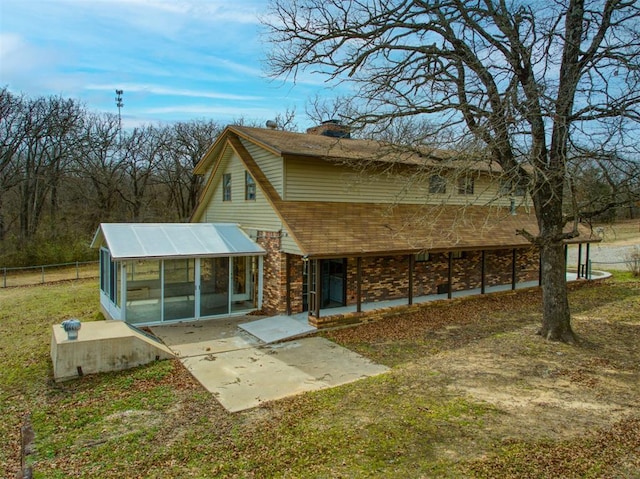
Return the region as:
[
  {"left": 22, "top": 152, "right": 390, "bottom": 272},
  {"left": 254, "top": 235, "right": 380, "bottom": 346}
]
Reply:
[
  {"left": 200, "top": 151, "right": 282, "bottom": 231},
  {"left": 284, "top": 158, "right": 518, "bottom": 206},
  {"left": 281, "top": 231, "right": 302, "bottom": 255},
  {"left": 241, "top": 139, "right": 284, "bottom": 197}
]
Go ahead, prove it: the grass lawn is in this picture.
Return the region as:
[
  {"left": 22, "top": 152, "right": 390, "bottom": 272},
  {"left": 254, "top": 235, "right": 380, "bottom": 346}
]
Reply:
[
  {"left": 1, "top": 276, "right": 639, "bottom": 478},
  {"left": 593, "top": 218, "right": 640, "bottom": 244}
]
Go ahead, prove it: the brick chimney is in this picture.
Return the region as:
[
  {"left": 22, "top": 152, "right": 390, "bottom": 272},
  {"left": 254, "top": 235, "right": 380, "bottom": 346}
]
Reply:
[{"left": 306, "top": 119, "right": 351, "bottom": 139}]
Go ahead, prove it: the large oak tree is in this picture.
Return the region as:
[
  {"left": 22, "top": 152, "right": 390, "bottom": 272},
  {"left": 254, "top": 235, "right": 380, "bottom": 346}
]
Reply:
[{"left": 264, "top": 0, "right": 640, "bottom": 342}]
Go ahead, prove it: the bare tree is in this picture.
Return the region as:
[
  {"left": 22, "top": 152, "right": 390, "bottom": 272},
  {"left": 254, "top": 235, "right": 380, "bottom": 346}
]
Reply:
[
  {"left": 158, "top": 120, "right": 223, "bottom": 221},
  {"left": 12, "top": 95, "right": 84, "bottom": 242},
  {"left": 72, "top": 113, "right": 126, "bottom": 227},
  {"left": 232, "top": 108, "right": 299, "bottom": 131},
  {"left": 264, "top": 0, "right": 640, "bottom": 342},
  {"left": 118, "top": 125, "right": 167, "bottom": 221},
  {"left": 0, "top": 89, "right": 26, "bottom": 242}
]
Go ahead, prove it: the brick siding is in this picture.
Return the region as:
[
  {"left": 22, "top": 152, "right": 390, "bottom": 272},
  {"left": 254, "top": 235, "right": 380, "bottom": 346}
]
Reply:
[
  {"left": 256, "top": 231, "right": 285, "bottom": 315},
  {"left": 256, "top": 230, "right": 540, "bottom": 323}
]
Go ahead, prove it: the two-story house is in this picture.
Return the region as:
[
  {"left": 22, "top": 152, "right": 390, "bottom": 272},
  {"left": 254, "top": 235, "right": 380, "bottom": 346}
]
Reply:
[{"left": 93, "top": 121, "right": 595, "bottom": 327}]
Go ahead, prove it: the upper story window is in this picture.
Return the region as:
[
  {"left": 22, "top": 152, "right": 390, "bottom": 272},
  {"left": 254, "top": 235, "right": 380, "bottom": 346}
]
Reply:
[
  {"left": 500, "top": 179, "right": 526, "bottom": 196},
  {"left": 429, "top": 175, "right": 446, "bottom": 194},
  {"left": 222, "top": 173, "right": 232, "bottom": 201},
  {"left": 457, "top": 176, "right": 474, "bottom": 195},
  {"left": 245, "top": 171, "right": 256, "bottom": 201}
]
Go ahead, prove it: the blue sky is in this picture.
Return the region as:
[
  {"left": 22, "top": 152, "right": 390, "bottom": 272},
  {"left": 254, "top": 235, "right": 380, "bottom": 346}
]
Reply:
[{"left": 0, "top": 0, "right": 336, "bottom": 129}]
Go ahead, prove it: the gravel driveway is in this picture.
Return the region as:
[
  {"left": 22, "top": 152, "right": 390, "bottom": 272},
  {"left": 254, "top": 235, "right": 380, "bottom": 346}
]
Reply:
[{"left": 567, "top": 242, "right": 640, "bottom": 271}]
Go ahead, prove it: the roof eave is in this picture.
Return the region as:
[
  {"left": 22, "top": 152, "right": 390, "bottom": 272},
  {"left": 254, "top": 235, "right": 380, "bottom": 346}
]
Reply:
[{"left": 110, "top": 251, "right": 266, "bottom": 261}]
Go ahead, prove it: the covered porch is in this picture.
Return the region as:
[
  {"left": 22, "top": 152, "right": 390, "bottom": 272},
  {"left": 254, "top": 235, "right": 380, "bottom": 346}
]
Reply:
[
  {"left": 299, "top": 241, "right": 600, "bottom": 328},
  {"left": 91, "top": 223, "right": 265, "bottom": 326},
  {"left": 304, "top": 269, "right": 609, "bottom": 329}
]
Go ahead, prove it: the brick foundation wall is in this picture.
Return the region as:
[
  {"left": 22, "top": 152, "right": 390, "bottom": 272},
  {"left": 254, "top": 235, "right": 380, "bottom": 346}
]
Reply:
[{"left": 309, "top": 284, "right": 532, "bottom": 329}]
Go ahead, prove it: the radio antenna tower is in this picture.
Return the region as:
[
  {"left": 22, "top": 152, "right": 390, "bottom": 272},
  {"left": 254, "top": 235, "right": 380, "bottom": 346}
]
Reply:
[{"left": 115, "top": 89, "right": 124, "bottom": 141}]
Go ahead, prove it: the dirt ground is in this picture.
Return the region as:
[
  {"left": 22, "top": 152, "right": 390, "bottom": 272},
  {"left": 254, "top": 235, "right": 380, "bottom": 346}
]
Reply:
[
  {"left": 423, "top": 317, "right": 639, "bottom": 441},
  {"left": 325, "top": 280, "right": 640, "bottom": 473}
]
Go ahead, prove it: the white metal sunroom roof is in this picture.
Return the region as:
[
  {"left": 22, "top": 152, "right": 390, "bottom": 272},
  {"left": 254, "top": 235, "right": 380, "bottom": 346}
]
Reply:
[{"left": 91, "top": 223, "right": 265, "bottom": 260}]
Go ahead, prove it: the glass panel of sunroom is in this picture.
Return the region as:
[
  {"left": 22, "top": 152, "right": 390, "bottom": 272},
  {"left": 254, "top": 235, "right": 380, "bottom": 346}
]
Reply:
[
  {"left": 163, "top": 258, "right": 196, "bottom": 321},
  {"left": 200, "top": 257, "right": 229, "bottom": 317},
  {"left": 231, "top": 256, "right": 257, "bottom": 313},
  {"left": 125, "top": 260, "right": 161, "bottom": 324}
]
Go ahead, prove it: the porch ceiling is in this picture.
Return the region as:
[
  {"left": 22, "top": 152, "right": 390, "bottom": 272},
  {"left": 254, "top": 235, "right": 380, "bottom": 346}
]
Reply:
[{"left": 91, "top": 223, "right": 265, "bottom": 260}]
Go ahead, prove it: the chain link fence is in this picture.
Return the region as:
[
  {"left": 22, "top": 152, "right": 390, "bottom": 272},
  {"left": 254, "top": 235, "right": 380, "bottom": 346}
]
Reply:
[{"left": 1, "top": 261, "right": 99, "bottom": 288}]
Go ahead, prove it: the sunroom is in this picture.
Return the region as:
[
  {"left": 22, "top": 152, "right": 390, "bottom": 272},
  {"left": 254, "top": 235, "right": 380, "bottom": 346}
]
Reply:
[{"left": 91, "top": 223, "right": 265, "bottom": 325}]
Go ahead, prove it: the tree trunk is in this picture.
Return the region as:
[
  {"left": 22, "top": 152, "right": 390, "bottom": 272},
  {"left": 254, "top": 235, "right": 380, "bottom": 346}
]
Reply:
[{"left": 539, "top": 241, "right": 576, "bottom": 343}]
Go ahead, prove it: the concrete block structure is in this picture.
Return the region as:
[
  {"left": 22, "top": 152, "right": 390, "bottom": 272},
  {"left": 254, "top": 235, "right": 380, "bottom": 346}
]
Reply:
[{"left": 51, "top": 321, "right": 174, "bottom": 381}]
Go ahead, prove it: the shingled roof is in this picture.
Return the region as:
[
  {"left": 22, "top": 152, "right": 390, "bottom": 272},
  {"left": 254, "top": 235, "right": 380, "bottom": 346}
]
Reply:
[
  {"left": 276, "top": 202, "right": 594, "bottom": 258},
  {"left": 194, "top": 125, "right": 499, "bottom": 174}
]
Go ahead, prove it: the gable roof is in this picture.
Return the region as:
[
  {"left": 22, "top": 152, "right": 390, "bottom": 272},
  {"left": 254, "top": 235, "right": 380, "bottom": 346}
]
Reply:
[
  {"left": 91, "top": 223, "right": 265, "bottom": 260},
  {"left": 194, "top": 125, "right": 497, "bottom": 176}
]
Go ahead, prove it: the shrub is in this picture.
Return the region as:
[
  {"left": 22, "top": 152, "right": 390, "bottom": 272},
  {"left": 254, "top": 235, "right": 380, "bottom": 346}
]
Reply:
[{"left": 624, "top": 246, "right": 640, "bottom": 277}]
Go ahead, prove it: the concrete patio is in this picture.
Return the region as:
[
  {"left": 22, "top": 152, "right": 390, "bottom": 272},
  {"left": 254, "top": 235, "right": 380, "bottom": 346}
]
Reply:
[{"left": 149, "top": 318, "right": 388, "bottom": 412}]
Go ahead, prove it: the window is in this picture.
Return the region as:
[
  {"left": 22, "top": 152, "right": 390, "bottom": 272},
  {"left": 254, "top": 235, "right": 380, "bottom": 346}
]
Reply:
[
  {"left": 245, "top": 171, "right": 256, "bottom": 200},
  {"left": 452, "top": 251, "right": 465, "bottom": 259},
  {"left": 222, "top": 173, "right": 231, "bottom": 201},
  {"left": 415, "top": 252, "right": 430, "bottom": 262},
  {"left": 457, "top": 176, "right": 474, "bottom": 195},
  {"left": 429, "top": 175, "right": 446, "bottom": 194},
  {"left": 100, "top": 248, "right": 118, "bottom": 303}
]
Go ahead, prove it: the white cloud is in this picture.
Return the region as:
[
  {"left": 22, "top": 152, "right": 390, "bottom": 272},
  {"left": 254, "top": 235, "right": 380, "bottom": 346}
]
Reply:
[
  {"left": 140, "top": 105, "right": 271, "bottom": 116},
  {"left": 120, "top": 103, "right": 275, "bottom": 128},
  {"left": 84, "top": 83, "right": 264, "bottom": 101},
  {"left": 0, "top": 33, "right": 56, "bottom": 79},
  {"left": 0, "top": 0, "right": 324, "bottom": 127},
  {"left": 105, "top": 0, "right": 263, "bottom": 23}
]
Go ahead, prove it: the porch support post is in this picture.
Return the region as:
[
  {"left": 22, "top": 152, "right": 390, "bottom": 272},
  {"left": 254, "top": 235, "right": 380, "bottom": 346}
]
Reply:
[
  {"left": 121, "top": 262, "right": 127, "bottom": 321},
  {"left": 577, "top": 243, "right": 583, "bottom": 279},
  {"left": 481, "top": 250, "right": 486, "bottom": 294},
  {"left": 356, "top": 256, "right": 362, "bottom": 313},
  {"left": 257, "top": 256, "right": 264, "bottom": 310},
  {"left": 314, "top": 259, "right": 322, "bottom": 319},
  {"left": 447, "top": 252, "right": 453, "bottom": 300},
  {"left": 408, "top": 254, "right": 414, "bottom": 306},
  {"left": 511, "top": 249, "right": 517, "bottom": 290},
  {"left": 285, "top": 254, "right": 291, "bottom": 315},
  {"left": 586, "top": 243, "right": 591, "bottom": 280}
]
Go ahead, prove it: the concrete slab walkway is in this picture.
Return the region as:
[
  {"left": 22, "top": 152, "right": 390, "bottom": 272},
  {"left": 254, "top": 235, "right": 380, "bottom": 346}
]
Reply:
[
  {"left": 182, "top": 337, "right": 388, "bottom": 412},
  {"left": 239, "top": 314, "right": 315, "bottom": 343},
  {"left": 150, "top": 319, "right": 388, "bottom": 412},
  {"left": 150, "top": 317, "right": 259, "bottom": 357}
]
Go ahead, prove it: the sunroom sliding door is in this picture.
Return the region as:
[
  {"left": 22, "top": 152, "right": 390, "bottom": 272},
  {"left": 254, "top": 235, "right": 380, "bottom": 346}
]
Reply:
[
  {"left": 163, "top": 258, "right": 196, "bottom": 321},
  {"left": 200, "top": 257, "right": 230, "bottom": 317},
  {"left": 125, "top": 260, "right": 161, "bottom": 324},
  {"left": 231, "top": 256, "right": 258, "bottom": 313}
]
